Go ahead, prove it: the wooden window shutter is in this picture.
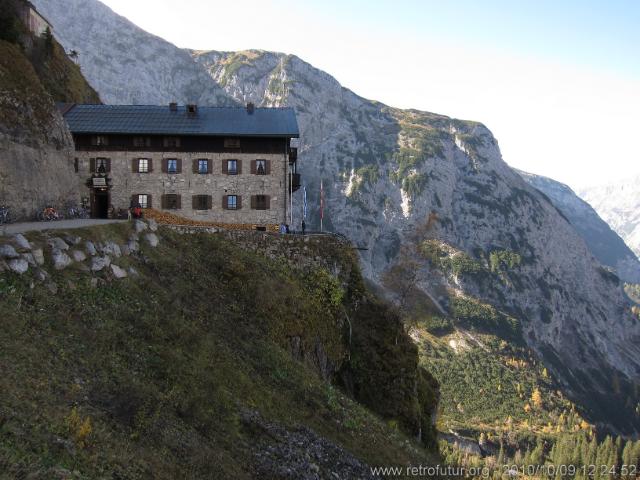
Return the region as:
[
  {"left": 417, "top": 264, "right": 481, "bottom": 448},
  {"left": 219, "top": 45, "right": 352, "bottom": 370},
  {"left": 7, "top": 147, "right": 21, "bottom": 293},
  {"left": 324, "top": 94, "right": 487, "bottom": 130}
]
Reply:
[
  {"left": 148, "top": 159, "right": 153, "bottom": 173},
  {"left": 192, "top": 196, "right": 198, "bottom": 209},
  {"left": 222, "top": 160, "right": 228, "bottom": 174},
  {"left": 90, "top": 158, "right": 96, "bottom": 173},
  {"left": 250, "top": 195, "right": 256, "bottom": 209},
  {"left": 131, "top": 194, "right": 137, "bottom": 205},
  {"left": 250, "top": 160, "right": 256, "bottom": 174},
  {"left": 222, "top": 195, "right": 228, "bottom": 210},
  {"left": 237, "top": 159, "right": 242, "bottom": 174},
  {"left": 206, "top": 195, "right": 212, "bottom": 210},
  {"left": 207, "top": 159, "right": 212, "bottom": 174},
  {"left": 266, "top": 195, "right": 271, "bottom": 209},
  {"left": 132, "top": 159, "right": 139, "bottom": 173},
  {"left": 176, "top": 195, "right": 182, "bottom": 209},
  {"left": 161, "top": 194, "right": 167, "bottom": 209},
  {"left": 161, "top": 159, "right": 168, "bottom": 173},
  {"left": 237, "top": 195, "right": 242, "bottom": 210},
  {"left": 192, "top": 159, "right": 199, "bottom": 173},
  {"left": 176, "top": 158, "right": 182, "bottom": 173},
  {"left": 105, "top": 158, "right": 111, "bottom": 172},
  {"left": 266, "top": 160, "right": 271, "bottom": 175},
  {"left": 147, "top": 195, "right": 152, "bottom": 208}
]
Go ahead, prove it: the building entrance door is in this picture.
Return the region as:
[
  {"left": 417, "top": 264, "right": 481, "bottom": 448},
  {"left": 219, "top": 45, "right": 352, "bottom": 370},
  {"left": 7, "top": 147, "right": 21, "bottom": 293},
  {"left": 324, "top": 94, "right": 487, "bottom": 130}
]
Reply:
[{"left": 91, "top": 189, "right": 109, "bottom": 218}]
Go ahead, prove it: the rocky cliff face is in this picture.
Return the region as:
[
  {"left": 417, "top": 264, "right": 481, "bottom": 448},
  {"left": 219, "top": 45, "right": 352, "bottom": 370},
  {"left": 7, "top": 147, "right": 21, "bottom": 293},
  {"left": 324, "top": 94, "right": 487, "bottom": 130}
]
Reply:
[
  {"left": 580, "top": 176, "right": 640, "bottom": 262},
  {"left": 32, "top": 0, "right": 235, "bottom": 107},
  {"left": 0, "top": 41, "right": 79, "bottom": 220},
  {"left": 519, "top": 170, "right": 640, "bottom": 284},
  {"left": 33, "top": 0, "right": 640, "bottom": 434}
]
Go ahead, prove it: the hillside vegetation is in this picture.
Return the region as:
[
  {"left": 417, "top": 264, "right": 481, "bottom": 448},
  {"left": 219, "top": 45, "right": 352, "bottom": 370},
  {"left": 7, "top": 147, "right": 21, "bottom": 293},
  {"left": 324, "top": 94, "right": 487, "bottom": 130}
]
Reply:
[
  {"left": 0, "top": 224, "right": 438, "bottom": 479},
  {"left": 0, "top": 1, "right": 99, "bottom": 108}
]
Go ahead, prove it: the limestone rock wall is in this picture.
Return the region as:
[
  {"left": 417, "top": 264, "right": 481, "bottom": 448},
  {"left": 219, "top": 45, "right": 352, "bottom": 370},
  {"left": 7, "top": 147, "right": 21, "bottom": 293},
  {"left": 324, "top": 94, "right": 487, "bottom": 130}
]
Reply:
[{"left": 0, "top": 40, "right": 80, "bottom": 221}]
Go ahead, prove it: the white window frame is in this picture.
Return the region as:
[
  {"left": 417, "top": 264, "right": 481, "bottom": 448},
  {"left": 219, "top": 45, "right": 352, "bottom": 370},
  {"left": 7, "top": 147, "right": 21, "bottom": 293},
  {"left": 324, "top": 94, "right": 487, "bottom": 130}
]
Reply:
[{"left": 138, "top": 158, "right": 150, "bottom": 173}]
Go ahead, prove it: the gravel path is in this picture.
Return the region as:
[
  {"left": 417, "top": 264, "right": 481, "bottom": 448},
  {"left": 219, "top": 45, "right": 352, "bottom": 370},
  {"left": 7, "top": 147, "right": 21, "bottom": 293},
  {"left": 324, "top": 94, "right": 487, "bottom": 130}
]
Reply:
[{"left": 0, "top": 219, "right": 127, "bottom": 236}]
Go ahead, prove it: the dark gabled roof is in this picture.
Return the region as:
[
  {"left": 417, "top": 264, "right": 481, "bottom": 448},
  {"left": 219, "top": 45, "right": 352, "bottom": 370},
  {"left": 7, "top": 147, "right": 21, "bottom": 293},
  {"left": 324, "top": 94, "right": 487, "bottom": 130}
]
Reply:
[{"left": 61, "top": 104, "right": 299, "bottom": 138}]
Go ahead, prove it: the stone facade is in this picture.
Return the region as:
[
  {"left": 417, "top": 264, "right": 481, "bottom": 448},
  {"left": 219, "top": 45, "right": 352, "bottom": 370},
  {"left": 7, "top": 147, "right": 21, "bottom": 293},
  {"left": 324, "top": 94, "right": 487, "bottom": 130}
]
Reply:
[{"left": 74, "top": 149, "right": 291, "bottom": 226}]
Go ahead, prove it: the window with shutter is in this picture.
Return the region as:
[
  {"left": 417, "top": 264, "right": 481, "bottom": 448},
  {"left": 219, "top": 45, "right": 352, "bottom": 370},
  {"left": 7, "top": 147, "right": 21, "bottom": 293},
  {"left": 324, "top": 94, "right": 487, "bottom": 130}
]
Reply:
[
  {"left": 137, "top": 158, "right": 150, "bottom": 173},
  {"left": 253, "top": 195, "right": 270, "bottom": 210},
  {"left": 226, "top": 159, "right": 238, "bottom": 175},
  {"left": 166, "top": 159, "right": 178, "bottom": 174},
  {"left": 198, "top": 159, "right": 209, "bottom": 174},
  {"left": 138, "top": 194, "right": 149, "bottom": 208},
  {"left": 192, "top": 195, "right": 210, "bottom": 210},
  {"left": 163, "top": 194, "right": 180, "bottom": 210},
  {"left": 96, "top": 158, "right": 110, "bottom": 174},
  {"left": 227, "top": 195, "right": 238, "bottom": 210}
]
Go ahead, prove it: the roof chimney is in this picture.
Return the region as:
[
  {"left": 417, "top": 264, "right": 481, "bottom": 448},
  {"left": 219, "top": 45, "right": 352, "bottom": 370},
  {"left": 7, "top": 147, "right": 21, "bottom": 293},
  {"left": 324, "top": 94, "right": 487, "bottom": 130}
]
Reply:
[
  {"left": 169, "top": 102, "right": 178, "bottom": 112},
  {"left": 246, "top": 102, "right": 255, "bottom": 114},
  {"left": 187, "top": 104, "right": 198, "bottom": 115}
]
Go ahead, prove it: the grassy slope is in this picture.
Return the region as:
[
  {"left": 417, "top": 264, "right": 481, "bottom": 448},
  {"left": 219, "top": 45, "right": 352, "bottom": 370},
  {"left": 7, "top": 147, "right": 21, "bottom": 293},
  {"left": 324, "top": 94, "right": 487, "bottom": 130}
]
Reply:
[
  {"left": 0, "top": 225, "right": 436, "bottom": 479},
  {"left": 0, "top": 2, "right": 99, "bottom": 106},
  {"left": 28, "top": 35, "right": 101, "bottom": 105},
  {"left": 0, "top": 40, "right": 57, "bottom": 142}
]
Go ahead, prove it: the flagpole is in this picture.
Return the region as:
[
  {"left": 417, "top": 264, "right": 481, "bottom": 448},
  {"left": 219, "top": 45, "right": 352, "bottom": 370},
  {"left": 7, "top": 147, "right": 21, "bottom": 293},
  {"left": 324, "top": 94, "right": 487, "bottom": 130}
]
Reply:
[{"left": 320, "top": 179, "right": 324, "bottom": 232}]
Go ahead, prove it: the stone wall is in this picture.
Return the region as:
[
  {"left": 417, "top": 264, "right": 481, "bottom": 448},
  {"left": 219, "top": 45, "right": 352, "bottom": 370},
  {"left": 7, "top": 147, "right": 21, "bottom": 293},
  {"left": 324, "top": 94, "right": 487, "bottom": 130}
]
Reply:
[
  {"left": 75, "top": 150, "right": 289, "bottom": 225},
  {"left": 168, "top": 225, "right": 355, "bottom": 280}
]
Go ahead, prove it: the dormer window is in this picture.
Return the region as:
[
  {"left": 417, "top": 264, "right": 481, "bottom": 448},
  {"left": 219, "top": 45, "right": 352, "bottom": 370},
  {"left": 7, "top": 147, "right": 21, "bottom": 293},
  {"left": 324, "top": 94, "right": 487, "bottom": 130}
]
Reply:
[
  {"left": 133, "top": 136, "right": 151, "bottom": 147},
  {"left": 163, "top": 136, "right": 181, "bottom": 148},
  {"left": 224, "top": 138, "right": 240, "bottom": 149},
  {"left": 91, "top": 135, "right": 109, "bottom": 146}
]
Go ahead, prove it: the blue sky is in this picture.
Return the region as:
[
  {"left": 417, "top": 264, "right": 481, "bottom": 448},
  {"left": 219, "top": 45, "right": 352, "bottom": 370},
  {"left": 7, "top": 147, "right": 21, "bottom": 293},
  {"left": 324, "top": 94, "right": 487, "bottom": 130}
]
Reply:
[
  {"left": 101, "top": 0, "right": 640, "bottom": 188},
  {"left": 345, "top": 0, "right": 640, "bottom": 76}
]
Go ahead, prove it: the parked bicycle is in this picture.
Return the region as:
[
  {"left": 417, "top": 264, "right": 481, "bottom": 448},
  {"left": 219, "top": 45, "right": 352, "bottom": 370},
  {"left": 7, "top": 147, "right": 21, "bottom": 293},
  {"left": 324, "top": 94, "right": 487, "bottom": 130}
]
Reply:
[
  {"left": 66, "top": 204, "right": 90, "bottom": 219},
  {"left": 37, "top": 205, "right": 62, "bottom": 222},
  {"left": 0, "top": 205, "right": 10, "bottom": 225}
]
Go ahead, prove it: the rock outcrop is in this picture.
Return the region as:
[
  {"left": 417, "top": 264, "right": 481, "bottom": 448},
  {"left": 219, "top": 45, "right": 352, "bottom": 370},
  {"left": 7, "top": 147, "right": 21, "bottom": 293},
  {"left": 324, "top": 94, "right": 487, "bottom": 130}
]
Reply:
[{"left": 0, "top": 41, "right": 80, "bottom": 220}]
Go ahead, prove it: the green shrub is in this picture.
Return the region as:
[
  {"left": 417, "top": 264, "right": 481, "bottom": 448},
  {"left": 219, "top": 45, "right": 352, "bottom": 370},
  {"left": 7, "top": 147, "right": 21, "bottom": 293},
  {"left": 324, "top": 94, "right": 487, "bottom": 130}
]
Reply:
[{"left": 489, "top": 250, "right": 522, "bottom": 273}]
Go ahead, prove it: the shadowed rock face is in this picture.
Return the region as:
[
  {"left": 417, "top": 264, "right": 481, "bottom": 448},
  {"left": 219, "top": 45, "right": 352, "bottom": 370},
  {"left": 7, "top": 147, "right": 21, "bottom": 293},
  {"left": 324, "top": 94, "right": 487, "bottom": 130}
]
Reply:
[
  {"left": 519, "top": 170, "right": 640, "bottom": 284},
  {"left": 35, "top": 0, "right": 640, "bottom": 434}
]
